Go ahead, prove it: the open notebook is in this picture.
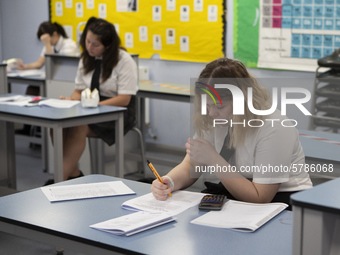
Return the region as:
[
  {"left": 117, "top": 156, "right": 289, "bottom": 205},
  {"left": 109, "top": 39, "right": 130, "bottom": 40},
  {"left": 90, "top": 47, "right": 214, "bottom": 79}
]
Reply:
[{"left": 191, "top": 200, "right": 288, "bottom": 232}]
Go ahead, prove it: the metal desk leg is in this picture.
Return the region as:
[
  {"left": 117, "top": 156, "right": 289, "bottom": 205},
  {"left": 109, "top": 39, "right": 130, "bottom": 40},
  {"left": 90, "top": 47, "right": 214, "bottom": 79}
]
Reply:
[
  {"left": 53, "top": 125, "right": 63, "bottom": 183},
  {"left": 0, "top": 121, "right": 16, "bottom": 188},
  {"left": 116, "top": 112, "right": 124, "bottom": 178}
]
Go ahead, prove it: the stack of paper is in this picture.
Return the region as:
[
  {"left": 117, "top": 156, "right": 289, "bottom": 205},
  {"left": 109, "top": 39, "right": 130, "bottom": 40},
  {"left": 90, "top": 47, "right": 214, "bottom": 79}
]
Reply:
[
  {"left": 41, "top": 181, "right": 135, "bottom": 202},
  {"left": 190, "top": 200, "right": 288, "bottom": 232},
  {"left": 121, "top": 190, "right": 205, "bottom": 215},
  {"left": 0, "top": 95, "right": 31, "bottom": 106},
  {"left": 90, "top": 190, "right": 204, "bottom": 236},
  {"left": 37, "top": 98, "right": 80, "bottom": 108},
  {"left": 90, "top": 211, "right": 176, "bottom": 236},
  {"left": 7, "top": 69, "right": 45, "bottom": 78}
]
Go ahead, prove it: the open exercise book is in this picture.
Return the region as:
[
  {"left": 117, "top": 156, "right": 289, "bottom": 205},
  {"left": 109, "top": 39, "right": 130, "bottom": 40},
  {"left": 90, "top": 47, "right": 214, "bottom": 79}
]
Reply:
[
  {"left": 191, "top": 200, "right": 288, "bottom": 232},
  {"left": 91, "top": 190, "right": 204, "bottom": 236},
  {"left": 90, "top": 211, "right": 176, "bottom": 236}
]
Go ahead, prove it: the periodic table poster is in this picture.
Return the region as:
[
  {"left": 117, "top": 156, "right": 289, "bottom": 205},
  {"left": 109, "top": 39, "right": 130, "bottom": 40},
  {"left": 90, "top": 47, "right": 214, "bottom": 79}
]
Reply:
[
  {"left": 50, "top": 0, "right": 226, "bottom": 63},
  {"left": 234, "top": 0, "right": 340, "bottom": 71}
]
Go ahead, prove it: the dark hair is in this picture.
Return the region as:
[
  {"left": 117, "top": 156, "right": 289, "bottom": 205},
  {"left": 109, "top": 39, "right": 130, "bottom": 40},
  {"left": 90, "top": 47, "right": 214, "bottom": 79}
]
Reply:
[
  {"left": 36, "top": 21, "right": 68, "bottom": 39},
  {"left": 79, "top": 17, "right": 122, "bottom": 83}
]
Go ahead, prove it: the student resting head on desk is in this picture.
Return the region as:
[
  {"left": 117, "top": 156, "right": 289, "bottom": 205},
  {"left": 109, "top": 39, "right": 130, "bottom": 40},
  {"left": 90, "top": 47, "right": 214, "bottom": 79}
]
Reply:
[
  {"left": 151, "top": 58, "right": 313, "bottom": 209},
  {"left": 15, "top": 21, "right": 77, "bottom": 135},
  {"left": 44, "top": 17, "right": 138, "bottom": 185},
  {"left": 17, "top": 21, "right": 77, "bottom": 71}
]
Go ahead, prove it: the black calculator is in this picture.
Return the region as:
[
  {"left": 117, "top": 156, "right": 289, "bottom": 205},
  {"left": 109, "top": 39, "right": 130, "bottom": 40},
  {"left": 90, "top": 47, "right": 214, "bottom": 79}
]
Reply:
[{"left": 198, "top": 194, "right": 227, "bottom": 211}]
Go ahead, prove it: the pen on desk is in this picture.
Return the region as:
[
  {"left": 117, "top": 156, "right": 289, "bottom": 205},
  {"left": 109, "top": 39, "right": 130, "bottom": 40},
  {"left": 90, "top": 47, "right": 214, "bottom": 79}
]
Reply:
[{"left": 147, "top": 160, "right": 172, "bottom": 197}]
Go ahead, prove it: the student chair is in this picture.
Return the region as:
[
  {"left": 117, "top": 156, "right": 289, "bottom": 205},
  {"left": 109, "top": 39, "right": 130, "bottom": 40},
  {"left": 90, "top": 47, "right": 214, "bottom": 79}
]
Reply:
[
  {"left": 88, "top": 125, "right": 147, "bottom": 176},
  {"left": 88, "top": 54, "right": 145, "bottom": 176}
]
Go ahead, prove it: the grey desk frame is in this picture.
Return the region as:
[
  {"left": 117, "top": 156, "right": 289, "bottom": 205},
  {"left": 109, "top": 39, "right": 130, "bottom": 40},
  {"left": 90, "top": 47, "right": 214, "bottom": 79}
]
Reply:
[
  {"left": 136, "top": 81, "right": 191, "bottom": 165},
  {"left": 0, "top": 94, "right": 125, "bottom": 188},
  {"left": 7, "top": 72, "right": 48, "bottom": 170},
  {"left": 298, "top": 130, "right": 340, "bottom": 179},
  {"left": 0, "top": 64, "right": 7, "bottom": 94},
  {"left": 0, "top": 174, "right": 293, "bottom": 255},
  {"left": 291, "top": 178, "right": 340, "bottom": 255},
  {"left": 7, "top": 74, "right": 46, "bottom": 96}
]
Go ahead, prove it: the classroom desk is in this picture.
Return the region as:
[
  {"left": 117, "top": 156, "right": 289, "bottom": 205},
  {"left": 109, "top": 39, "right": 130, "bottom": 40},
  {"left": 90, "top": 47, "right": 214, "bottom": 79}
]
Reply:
[
  {"left": 138, "top": 80, "right": 191, "bottom": 102},
  {"left": 0, "top": 94, "right": 126, "bottom": 188},
  {"left": 7, "top": 71, "right": 46, "bottom": 95},
  {"left": 0, "top": 174, "right": 293, "bottom": 255},
  {"left": 0, "top": 64, "right": 7, "bottom": 93},
  {"left": 291, "top": 178, "right": 340, "bottom": 255},
  {"left": 136, "top": 81, "right": 191, "bottom": 166},
  {"left": 298, "top": 129, "right": 340, "bottom": 179}
]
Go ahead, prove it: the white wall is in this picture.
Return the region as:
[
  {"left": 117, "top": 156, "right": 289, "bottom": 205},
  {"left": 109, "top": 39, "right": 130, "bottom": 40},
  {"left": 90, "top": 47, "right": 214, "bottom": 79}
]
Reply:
[{"left": 0, "top": 0, "right": 49, "bottom": 63}]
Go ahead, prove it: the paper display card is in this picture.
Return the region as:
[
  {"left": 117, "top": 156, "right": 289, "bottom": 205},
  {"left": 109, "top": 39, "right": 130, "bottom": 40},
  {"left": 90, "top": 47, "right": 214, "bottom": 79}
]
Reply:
[
  {"left": 41, "top": 181, "right": 135, "bottom": 202},
  {"left": 167, "top": 0, "right": 175, "bottom": 11},
  {"left": 166, "top": 29, "right": 175, "bottom": 44},
  {"left": 153, "top": 35, "right": 162, "bottom": 50},
  {"left": 55, "top": 1, "right": 63, "bottom": 16},
  {"left": 208, "top": 5, "right": 218, "bottom": 22},
  {"left": 191, "top": 200, "right": 288, "bottom": 232},
  {"left": 194, "top": 0, "right": 203, "bottom": 12},
  {"left": 37, "top": 98, "right": 80, "bottom": 108},
  {"left": 153, "top": 5, "right": 161, "bottom": 21},
  {"left": 125, "top": 33, "right": 134, "bottom": 48},
  {"left": 98, "top": 3, "right": 107, "bottom": 18},
  {"left": 139, "top": 26, "right": 148, "bottom": 42},
  {"left": 76, "top": 2, "right": 83, "bottom": 17},
  {"left": 122, "top": 190, "right": 205, "bottom": 216},
  {"left": 180, "top": 36, "right": 189, "bottom": 52},
  {"left": 180, "top": 5, "right": 190, "bottom": 22},
  {"left": 90, "top": 211, "right": 176, "bottom": 236}
]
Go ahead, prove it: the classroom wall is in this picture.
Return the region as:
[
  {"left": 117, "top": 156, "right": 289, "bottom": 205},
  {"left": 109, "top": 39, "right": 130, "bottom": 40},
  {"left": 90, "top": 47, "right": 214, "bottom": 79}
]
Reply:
[
  {"left": 0, "top": 0, "right": 49, "bottom": 64},
  {"left": 0, "top": 0, "right": 315, "bottom": 149}
]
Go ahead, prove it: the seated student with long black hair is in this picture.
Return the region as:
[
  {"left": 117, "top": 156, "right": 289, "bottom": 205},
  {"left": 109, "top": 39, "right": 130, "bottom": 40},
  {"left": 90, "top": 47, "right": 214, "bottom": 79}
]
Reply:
[
  {"left": 44, "top": 17, "right": 137, "bottom": 185},
  {"left": 151, "top": 58, "right": 312, "bottom": 209}
]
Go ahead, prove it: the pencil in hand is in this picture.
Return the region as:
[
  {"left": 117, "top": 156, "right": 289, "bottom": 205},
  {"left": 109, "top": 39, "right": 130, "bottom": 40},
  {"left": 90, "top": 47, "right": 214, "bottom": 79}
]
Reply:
[{"left": 147, "top": 160, "right": 172, "bottom": 197}]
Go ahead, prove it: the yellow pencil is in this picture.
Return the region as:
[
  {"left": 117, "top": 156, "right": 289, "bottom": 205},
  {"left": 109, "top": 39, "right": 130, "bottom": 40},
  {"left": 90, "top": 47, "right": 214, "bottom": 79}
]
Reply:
[{"left": 147, "top": 160, "right": 172, "bottom": 197}]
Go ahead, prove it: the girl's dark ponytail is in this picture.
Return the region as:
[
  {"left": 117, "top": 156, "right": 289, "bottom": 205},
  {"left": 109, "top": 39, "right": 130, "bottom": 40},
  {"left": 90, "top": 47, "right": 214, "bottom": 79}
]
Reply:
[{"left": 53, "top": 22, "right": 68, "bottom": 38}]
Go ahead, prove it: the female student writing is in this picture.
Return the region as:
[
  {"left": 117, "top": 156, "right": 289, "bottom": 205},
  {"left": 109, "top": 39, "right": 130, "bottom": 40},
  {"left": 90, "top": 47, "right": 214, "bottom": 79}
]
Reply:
[
  {"left": 44, "top": 17, "right": 138, "bottom": 185},
  {"left": 151, "top": 58, "right": 312, "bottom": 207}
]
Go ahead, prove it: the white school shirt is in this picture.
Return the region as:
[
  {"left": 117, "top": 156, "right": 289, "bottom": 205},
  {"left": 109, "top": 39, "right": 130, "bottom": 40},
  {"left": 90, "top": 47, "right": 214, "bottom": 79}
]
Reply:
[
  {"left": 40, "top": 36, "right": 77, "bottom": 56},
  {"left": 74, "top": 50, "right": 138, "bottom": 98},
  {"left": 199, "top": 110, "right": 313, "bottom": 192}
]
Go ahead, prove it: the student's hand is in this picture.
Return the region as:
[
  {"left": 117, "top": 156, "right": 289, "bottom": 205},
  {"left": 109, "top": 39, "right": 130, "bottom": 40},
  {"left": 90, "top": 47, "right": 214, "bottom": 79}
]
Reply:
[
  {"left": 17, "top": 62, "right": 25, "bottom": 70},
  {"left": 151, "top": 177, "right": 172, "bottom": 201},
  {"left": 185, "top": 138, "right": 219, "bottom": 165},
  {"left": 40, "top": 33, "right": 52, "bottom": 46},
  {"left": 59, "top": 96, "right": 72, "bottom": 100}
]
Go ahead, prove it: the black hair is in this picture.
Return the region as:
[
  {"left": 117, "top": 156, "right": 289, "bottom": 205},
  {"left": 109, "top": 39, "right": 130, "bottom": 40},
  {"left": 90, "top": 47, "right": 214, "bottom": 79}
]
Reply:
[
  {"left": 79, "top": 16, "right": 123, "bottom": 83},
  {"left": 36, "top": 21, "right": 68, "bottom": 40}
]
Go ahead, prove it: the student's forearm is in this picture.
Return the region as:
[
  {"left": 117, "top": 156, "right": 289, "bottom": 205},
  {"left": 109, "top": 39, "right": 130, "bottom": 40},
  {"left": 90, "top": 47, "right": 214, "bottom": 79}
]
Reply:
[
  {"left": 99, "top": 94, "right": 131, "bottom": 107},
  {"left": 70, "top": 90, "right": 82, "bottom": 100},
  {"left": 213, "top": 155, "right": 280, "bottom": 203},
  {"left": 23, "top": 56, "right": 45, "bottom": 70},
  {"left": 166, "top": 154, "right": 198, "bottom": 191}
]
